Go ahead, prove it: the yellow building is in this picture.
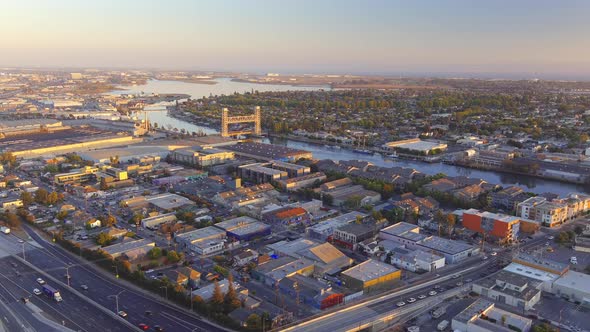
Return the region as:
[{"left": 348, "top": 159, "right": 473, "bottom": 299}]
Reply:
[
  {"left": 54, "top": 166, "right": 99, "bottom": 185},
  {"left": 340, "top": 259, "right": 401, "bottom": 293}
]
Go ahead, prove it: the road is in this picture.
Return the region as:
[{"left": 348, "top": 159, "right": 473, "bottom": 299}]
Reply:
[
  {"left": 21, "top": 224, "right": 228, "bottom": 332},
  {"left": 278, "top": 234, "right": 549, "bottom": 332}
]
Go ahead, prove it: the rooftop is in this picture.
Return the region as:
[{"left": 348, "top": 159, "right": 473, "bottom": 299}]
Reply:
[
  {"left": 553, "top": 270, "right": 590, "bottom": 295},
  {"left": 341, "top": 259, "right": 399, "bottom": 282},
  {"left": 102, "top": 239, "right": 155, "bottom": 256},
  {"left": 146, "top": 193, "right": 193, "bottom": 210},
  {"left": 419, "top": 236, "right": 474, "bottom": 255},
  {"left": 222, "top": 142, "right": 311, "bottom": 160},
  {"left": 513, "top": 253, "right": 569, "bottom": 274}
]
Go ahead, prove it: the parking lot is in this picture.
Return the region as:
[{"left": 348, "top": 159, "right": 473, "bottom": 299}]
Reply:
[
  {"left": 534, "top": 293, "right": 590, "bottom": 332},
  {"left": 526, "top": 241, "right": 590, "bottom": 272}
]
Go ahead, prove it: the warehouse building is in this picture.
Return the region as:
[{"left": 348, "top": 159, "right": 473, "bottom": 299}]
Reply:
[
  {"left": 306, "top": 211, "right": 368, "bottom": 241},
  {"left": 213, "top": 216, "right": 270, "bottom": 241},
  {"left": 340, "top": 259, "right": 400, "bottom": 293},
  {"left": 141, "top": 212, "right": 177, "bottom": 229},
  {"left": 175, "top": 226, "right": 227, "bottom": 255},
  {"left": 170, "top": 147, "right": 235, "bottom": 167}
]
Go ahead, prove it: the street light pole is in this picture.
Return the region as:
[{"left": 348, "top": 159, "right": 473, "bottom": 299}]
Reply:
[
  {"left": 190, "top": 287, "right": 194, "bottom": 311},
  {"left": 65, "top": 266, "right": 70, "bottom": 287},
  {"left": 113, "top": 265, "right": 119, "bottom": 278},
  {"left": 160, "top": 286, "right": 168, "bottom": 300},
  {"left": 21, "top": 242, "right": 26, "bottom": 261},
  {"left": 108, "top": 290, "right": 125, "bottom": 313}
]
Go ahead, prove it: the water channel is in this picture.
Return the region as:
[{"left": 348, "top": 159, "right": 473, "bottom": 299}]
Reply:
[{"left": 110, "top": 78, "right": 588, "bottom": 196}]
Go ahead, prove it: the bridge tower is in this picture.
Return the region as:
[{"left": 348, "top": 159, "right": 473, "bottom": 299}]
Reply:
[{"left": 220, "top": 106, "right": 262, "bottom": 137}]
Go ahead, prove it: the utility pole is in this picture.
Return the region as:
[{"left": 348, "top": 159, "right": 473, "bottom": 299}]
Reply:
[{"left": 21, "top": 242, "right": 26, "bottom": 261}]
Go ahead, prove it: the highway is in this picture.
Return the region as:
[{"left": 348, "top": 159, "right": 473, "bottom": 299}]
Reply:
[
  {"left": 21, "top": 224, "right": 228, "bottom": 332},
  {"left": 279, "top": 235, "right": 549, "bottom": 332}
]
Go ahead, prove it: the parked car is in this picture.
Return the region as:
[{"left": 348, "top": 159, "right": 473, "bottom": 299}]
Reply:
[
  {"left": 428, "top": 291, "right": 438, "bottom": 296},
  {"left": 118, "top": 311, "right": 128, "bottom": 318},
  {"left": 407, "top": 297, "right": 416, "bottom": 303}
]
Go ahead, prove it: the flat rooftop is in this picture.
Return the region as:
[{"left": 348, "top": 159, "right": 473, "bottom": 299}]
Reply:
[
  {"left": 380, "top": 221, "right": 419, "bottom": 236},
  {"left": 454, "top": 298, "right": 494, "bottom": 324},
  {"left": 102, "top": 239, "right": 155, "bottom": 255},
  {"left": 240, "top": 163, "right": 287, "bottom": 175},
  {"left": 0, "top": 126, "right": 130, "bottom": 153},
  {"left": 341, "top": 259, "right": 399, "bottom": 282},
  {"left": 420, "top": 236, "right": 474, "bottom": 255},
  {"left": 553, "top": 270, "right": 590, "bottom": 296},
  {"left": 214, "top": 216, "right": 259, "bottom": 231},
  {"left": 146, "top": 193, "right": 193, "bottom": 210},
  {"left": 175, "top": 226, "right": 225, "bottom": 243},
  {"left": 222, "top": 142, "right": 311, "bottom": 160},
  {"left": 513, "top": 253, "right": 569, "bottom": 274},
  {"left": 307, "top": 211, "right": 367, "bottom": 234},
  {"left": 79, "top": 146, "right": 169, "bottom": 161}
]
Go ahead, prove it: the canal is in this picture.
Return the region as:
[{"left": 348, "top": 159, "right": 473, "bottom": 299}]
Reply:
[{"left": 109, "top": 79, "right": 588, "bottom": 196}]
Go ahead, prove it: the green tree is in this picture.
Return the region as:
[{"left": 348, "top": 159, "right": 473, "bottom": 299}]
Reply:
[
  {"left": 167, "top": 250, "right": 181, "bottom": 263},
  {"left": 3, "top": 212, "right": 21, "bottom": 228},
  {"left": 56, "top": 210, "right": 68, "bottom": 221},
  {"left": 102, "top": 214, "right": 117, "bottom": 227},
  {"left": 96, "top": 232, "right": 115, "bottom": 246},
  {"left": 245, "top": 314, "right": 261, "bottom": 330},
  {"left": 147, "top": 247, "right": 162, "bottom": 259},
  {"left": 129, "top": 213, "right": 143, "bottom": 226}
]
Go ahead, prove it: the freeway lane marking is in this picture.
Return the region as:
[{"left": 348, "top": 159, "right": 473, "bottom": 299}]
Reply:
[{"left": 160, "top": 311, "right": 202, "bottom": 331}]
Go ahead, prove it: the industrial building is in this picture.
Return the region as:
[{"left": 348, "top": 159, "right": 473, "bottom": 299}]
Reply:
[
  {"left": 552, "top": 271, "right": 590, "bottom": 306},
  {"left": 252, "top": 257, "right": 315, "bottom": 286},
  {"left": 0, "top": 126, "right": 140, "bottom": 159},
  {"left": 146, "top": 193, "right": 193, "bottom": 211},
  {"left": 388, "top": 247, "right": 445, "bottom": 272},
  {"left": 340, "top": 259, "right": 401, "bottom": 293},
  {"left": 238, "top": 163, "right": 288, "bottom": 184},
  {"left": 379, "top": 222, "right": 478, "bottom": 263},
  {"left": 471, "top": 270, "right": 542, "bottom": 311},
  {"left": 266, "top": 239, "right": 352, "bottom": 276},
  {"left": 263, "top": 206, "right": 310, "bottom": 227},
  {"left": 276, "top": 172, "right": 327, "bottom": 191},
  {"left": 0, "top": 195, "right": 23, "bottom": 212},
  {"left": 222, "top": 142, "right": 312, "bottom": 162},
  {"left": 452, "top": 299, "right": 532, "bottom": 332},
  {"left": 306, "top": 211, "right": 368, "bottom": 241},
  {"left": 54, "top": 166, "right": 99, "bottom": 185},
  {"left": 141, "top": 212, "right": 177, "bottom": 229},
  {"left": 78, "top": 146, "right": 168, "bottom": 164},
  {"left": 382, "top": 138, "right": 447, "bottom": 155},
  {"left": 170, "top": 147, "right": 235, "bottom": 167},
  {"left": 102, "top": 239, "right": 156, "bottom": 260},
  {"left": 175, "top": 226, "right": 227, "bottom": 255},
  {"left": 213, "top": 216, "right": 271, "bottom": 241}
]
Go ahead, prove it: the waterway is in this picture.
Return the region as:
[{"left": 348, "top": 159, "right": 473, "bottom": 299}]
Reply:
[{"left": 111, "top": 79, "right": 588, "bottom": 196}]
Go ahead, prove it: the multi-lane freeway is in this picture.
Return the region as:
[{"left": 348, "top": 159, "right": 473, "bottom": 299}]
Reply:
[
  {"left": 19, "top": 224, "right": 228, "bottom": 332},
  {"left": 279, "top": 234, "right": 549, "bottom": 332}
]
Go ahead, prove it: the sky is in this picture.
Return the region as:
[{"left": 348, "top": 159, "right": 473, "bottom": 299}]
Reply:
[{"left": 1, "top": 0, "right": 590, "bottom": 78}]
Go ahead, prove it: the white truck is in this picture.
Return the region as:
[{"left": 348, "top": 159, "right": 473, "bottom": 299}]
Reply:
[
  {"left": 437, "top": 320, "right": 449, "bottom": 331},
  {"left": 432, "top": 306, "right": 446, "bottom": 319},
  {"left": 0, "top": 226, "right": 10, "bottom": 234}
]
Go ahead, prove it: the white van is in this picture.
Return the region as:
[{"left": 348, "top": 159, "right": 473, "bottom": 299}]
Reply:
[
  {"left": 570, "top": 257, "right": 578, "bottom": 265},
  {"left": 437, "top": 320, "right": 449, "bottom": 331}
]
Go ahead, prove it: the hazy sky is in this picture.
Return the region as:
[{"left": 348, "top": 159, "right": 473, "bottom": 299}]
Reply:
[{"left": 2, "top": 0, "right": 590, "bottom": 77}]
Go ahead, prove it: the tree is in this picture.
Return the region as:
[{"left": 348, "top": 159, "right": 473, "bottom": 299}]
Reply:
[
  {"left": 210, "top": 280, "right": 224, "bottom": 307},
  {"left": 224, "top": 274, "right": 241, "bottom": 313},
  {"left": 96, "top": 232, "right": 115, "bottom": 246},
  {"left": 129, "top": 213, "right": 143, "bottom": 226},
  {"left": 245, "top": 314, "right": 261, "bottom": 330},
  {"left": 35, "top": 188, "right": 49, "bottom": 204},
  {"left": 166, "top": 250, "right": 181, "bottom": 263},
  {"left": 3, "top": 212, "right": 21, "bottom": 228},
  {"left": 56, "top": 210, "right": 68, "bottom": 221},
  {"left": 102, "top": 214, "right": 117, "bottom": 227},
  {"left": 20, "top": 191, "right": 34, "bottom": 207},
  {"left": 0, "top": 152, "right": 17, "bottom": 168},
  {"left": 147, "top": 247, "right": 162, "bottom": 259},
  {"left": 532, "top": 323, "right": 558, "bottom": 332},
  {"left": 47, "top": 192, "right": 59, "bottom": 205}
]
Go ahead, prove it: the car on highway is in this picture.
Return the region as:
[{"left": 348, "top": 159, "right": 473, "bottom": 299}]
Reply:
[
  {"left": 396, "top": 301, "right": 406, "bottom": 307},
  {"left": 138, "top": 323, "right": 149, "bottom": 330},
  {"left": 407, "top": 297, "right": 416, "bottom": 303},
  {"left": 451, "top": 274, "right": 460, "bottom": 279},
  {"left": 80, "top": 285, "right": 88, "bottom": 290},
  {"left": 548, "top": 236, "right": 554, "bottom": 240},
  {"left": 491, "top": 251, "right": 497, "bottom": 256},
  {"left": 418, "top": 294, "right": 427, "bottom": 300},
  {"left": 456, "top": 282, "right": 463, "bottom": 287},
  {"left": 118, "top": 311, "right": 128, "bottom": 318},
  {"left": 153, "top": 326, "right": 164, "bottom": 332},
  {"left": 17, "top": 239, "right": 24, "bottom": 243},
  {"left": 33, "top": 288, "right": 42, "bottom": 295},
  {"left": 36, "top": 278, "right": 45, "bottom": 285},
  {"left": 428, "top": 291, "right": 437, "bottom": 296}
]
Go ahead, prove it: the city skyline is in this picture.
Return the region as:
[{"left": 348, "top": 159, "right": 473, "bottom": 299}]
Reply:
[{"left": 2, "top": 0, "right": 590, "bottom": 78}]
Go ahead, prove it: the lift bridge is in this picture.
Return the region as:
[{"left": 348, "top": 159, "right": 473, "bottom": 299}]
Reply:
[{"left": 221, "top": 106, "right": 262, "bottom": 137}]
